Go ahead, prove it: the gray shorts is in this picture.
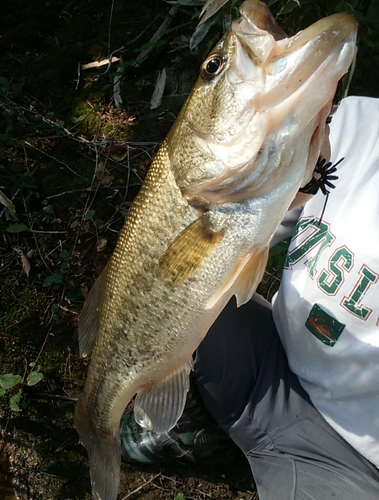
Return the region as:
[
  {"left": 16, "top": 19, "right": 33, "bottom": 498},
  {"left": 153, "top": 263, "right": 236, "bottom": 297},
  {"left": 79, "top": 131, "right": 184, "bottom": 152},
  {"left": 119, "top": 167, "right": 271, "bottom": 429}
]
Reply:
[{"left": 194, "top": 298, "right": 379, "bottom": 500}]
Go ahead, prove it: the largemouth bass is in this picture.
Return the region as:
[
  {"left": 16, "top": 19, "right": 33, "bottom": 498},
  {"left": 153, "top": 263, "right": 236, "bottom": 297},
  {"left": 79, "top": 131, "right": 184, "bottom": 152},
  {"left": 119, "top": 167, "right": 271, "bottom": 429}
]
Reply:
[{"left": 75, "top": 1, "right": 357, "bottom": 498}]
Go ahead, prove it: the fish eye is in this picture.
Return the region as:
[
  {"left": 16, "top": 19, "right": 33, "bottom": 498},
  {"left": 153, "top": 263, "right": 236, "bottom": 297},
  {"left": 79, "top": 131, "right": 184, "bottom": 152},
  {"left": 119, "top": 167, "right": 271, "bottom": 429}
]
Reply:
[{"left": 201, "top": 54, "right": 227, "bottom": 80}]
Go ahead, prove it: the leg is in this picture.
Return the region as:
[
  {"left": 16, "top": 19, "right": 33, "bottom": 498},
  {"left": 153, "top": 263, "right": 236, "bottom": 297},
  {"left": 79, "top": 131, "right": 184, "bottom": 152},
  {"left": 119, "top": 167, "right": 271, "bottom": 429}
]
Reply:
[{"left": 194, "top": 297, "right": 379, "bottom": 500}]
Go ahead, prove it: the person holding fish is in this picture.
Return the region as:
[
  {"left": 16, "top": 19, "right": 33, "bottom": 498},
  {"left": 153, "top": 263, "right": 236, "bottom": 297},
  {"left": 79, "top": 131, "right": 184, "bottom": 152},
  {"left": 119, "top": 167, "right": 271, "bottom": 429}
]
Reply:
[
  {"left": 121, "top": 94, "right": 379, "bottom": 500},
  {"left": 74, "top": 1, "right": 379, "bottom": 499}
]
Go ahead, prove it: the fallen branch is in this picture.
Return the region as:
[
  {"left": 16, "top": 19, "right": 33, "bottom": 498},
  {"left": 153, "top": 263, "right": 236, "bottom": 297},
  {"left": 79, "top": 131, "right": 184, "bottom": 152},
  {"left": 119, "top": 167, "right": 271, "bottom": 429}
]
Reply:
[
  {"left": 34, "top": 392, "right": 78, "bottom": 402},
  {"left": 81, "top": 56, "right": 121, "bottom": 70},
  {"left": 121, "top": 473, "right": 162, "bottom": 499}
]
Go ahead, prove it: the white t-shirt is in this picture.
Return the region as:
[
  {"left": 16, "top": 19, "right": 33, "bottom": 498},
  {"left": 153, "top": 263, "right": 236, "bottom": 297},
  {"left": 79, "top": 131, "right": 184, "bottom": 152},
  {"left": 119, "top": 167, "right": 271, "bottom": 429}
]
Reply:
[{"left": 272, "top": 96, "right": 379, "bottom": 467}]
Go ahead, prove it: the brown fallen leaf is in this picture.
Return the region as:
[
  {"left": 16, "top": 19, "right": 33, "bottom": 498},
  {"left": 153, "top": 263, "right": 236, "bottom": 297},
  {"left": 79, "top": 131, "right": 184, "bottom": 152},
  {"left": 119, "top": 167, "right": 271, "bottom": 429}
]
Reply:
[
  {"left": 96, "top": 237, "right": 108, "bottom": 252},
  {"left": 14, "top": 247, "right": 31, "bottom": 277}
]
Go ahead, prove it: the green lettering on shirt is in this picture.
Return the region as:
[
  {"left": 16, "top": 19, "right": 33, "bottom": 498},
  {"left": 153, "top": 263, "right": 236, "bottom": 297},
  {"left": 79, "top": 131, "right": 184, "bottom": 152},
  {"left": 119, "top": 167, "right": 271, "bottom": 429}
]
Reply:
[
  {"left": 342, "top": 265, "right": 379, "bottom": 319},
  {"left": 318, "top": 246, "right": 353, "bottom": 295},
  {"left": 284, "top": 217, "right": 334, "bottom": 278}
]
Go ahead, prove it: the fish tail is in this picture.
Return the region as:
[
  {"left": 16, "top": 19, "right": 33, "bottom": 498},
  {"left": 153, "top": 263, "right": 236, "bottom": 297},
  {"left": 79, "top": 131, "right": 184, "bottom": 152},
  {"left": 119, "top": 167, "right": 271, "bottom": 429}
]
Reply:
[{"left": 75, "top": 396, "right": 121, "bottom": 500}]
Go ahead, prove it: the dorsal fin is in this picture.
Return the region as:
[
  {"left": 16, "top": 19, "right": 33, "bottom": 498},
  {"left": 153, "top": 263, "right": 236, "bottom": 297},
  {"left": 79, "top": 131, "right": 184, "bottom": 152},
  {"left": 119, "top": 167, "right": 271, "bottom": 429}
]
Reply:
[{"left": 78, "top": 264, "right": 108, "bottom": 357}]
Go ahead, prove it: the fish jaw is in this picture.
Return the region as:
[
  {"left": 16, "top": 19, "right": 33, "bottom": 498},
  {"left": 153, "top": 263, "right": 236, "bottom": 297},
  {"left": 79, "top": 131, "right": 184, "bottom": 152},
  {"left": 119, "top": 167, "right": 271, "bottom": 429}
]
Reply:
[{"left": 168, "top": 0, "right": 357, "bottom": 203}]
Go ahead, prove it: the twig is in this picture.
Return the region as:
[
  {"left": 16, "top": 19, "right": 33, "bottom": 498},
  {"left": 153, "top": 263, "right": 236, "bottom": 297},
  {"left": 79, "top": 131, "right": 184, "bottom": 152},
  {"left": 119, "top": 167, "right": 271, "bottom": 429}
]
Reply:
[
  {"left": 108, "top": 0, "right": 116, "bottom": 61},
  {"left": 45, "top": 189, "right": 88, "bottom": 199},
  {"left": 29, "top": 229, "right": 68, "bottom": 234},
  {"left": 113, "top": 63, "right": 124, "bottom": 109},
  {"left": 101, "top": 147, "right": 132, "bottom": 232},
  {"left": 75, "top": 61, "right": 81, "bottom": 90},
  {"left": 81, "top": 56, "right": 121, "bottom": 70},
  {"left": 124, "top": 17, "right": 159, "bottom": 48},
  {"left": 24, "top": 141, "right": 82, "bottom": 177},
  {"left": 73, "top": 136, "right": 159, "bottom": 147},
  {"left": 17, "top": 103, "right": 73, "bottom": 137},
  {"left": 134, "top": 5, "right": 179, "bottom": 67},
  {"left": 19, "top": 466, "right": 62, "bottom": 479},
  {"left": 55, "top": 435, "right": 78, "bottom": 453},
  {"left": 34, "top": 392, "right": 77, "bottom": 402},
  {"left": 121, "top": 473, "right": 162, "bottom": 499},
  {"left": 44, "top": 184, "right": 140, "bottom": 200},
  {"left": 30, "top": 230, "right": 54, "bottom": 276},
  {"left": 159, "top": 474, "right": 212, "bottom": 498},
  {"left": 33, "top": 326, "right": 53, "bottom": 366}
]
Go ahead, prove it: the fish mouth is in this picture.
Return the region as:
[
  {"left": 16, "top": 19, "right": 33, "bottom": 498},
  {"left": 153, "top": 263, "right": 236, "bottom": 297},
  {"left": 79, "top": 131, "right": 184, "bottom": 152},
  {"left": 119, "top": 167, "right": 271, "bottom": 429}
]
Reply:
[{"left": 231, "top": 2, "right": 358, "bottom": 115}]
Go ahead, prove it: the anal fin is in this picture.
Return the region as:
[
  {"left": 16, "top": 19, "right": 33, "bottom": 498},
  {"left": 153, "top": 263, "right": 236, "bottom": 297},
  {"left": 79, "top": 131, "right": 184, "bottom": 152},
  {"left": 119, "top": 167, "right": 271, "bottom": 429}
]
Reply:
[{"left": 134, "top": 360, "right": 193, "bottom": 433}]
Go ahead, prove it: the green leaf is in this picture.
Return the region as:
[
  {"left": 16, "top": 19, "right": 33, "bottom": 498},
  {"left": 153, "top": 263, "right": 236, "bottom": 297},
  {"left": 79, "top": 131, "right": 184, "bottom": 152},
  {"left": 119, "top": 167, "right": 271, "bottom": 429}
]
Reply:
[
  {"left": 279, "top": 0, "right": 299, "bottom": 14},
  {"left": 84, "top": 209, "right": 95, "bottom": 221},
  {"left": 267, "top": 239, "right": 290, "bottom": 268},
  {"left": 174, "top": 494, "right": 186, "bottom": 500},
  {"left": 53, "top": 269, "right": 63, "bottom": 282},
  {"left": 10, "top": 82, "right": 20, "bottom": 91},
  {"left": 190, "top": 15, "right": 220, "bottom": 50},
  {"left": 0, "top": 388, "right": 6, "bottom": 397},
  {"left": 27, "top": 371, "right": 44, "bottom": 386},
  {"left": 100, "top": 83, "right": 113, "bottom": 92},
  {"left": 38, "top": 237, "right": 49, "bottom": 249},
  {"left": 9, "top": 391, "right": 22, "bottom": 412},
  {"left": 51, "top": 303, "right": 59, "bottom": 316},
  {"left": 60, "top": 249, "right": 70, "bottom": 260},
  {"left": 43, "top": 275, "right": 55, "bottom": 287},
  {"left": 66, "top": 287, "right": 82, "bottom": 303},
  {"left": 0, "top": 76, "right": 9, "bottom": 87},
  {"left": 71, "top": 114, "right": 86, "bottom": 124},
  {"left": 367, "top": 1, "right": 379, "bottom": 25},
  {"left": 6, "top": 223, "right": 28, "bottom": 233},
  {"left": 70, "top": 220, "right": 80, "bottom": 229},
  {"left": 110, "top": 152, "right": 128, "bottom": 162},
  {"left": 0, "top": 374, "right": 22, "bottom": 389},
  {"left": 43, "top": 204, "right": 54, "bottom": 214}
]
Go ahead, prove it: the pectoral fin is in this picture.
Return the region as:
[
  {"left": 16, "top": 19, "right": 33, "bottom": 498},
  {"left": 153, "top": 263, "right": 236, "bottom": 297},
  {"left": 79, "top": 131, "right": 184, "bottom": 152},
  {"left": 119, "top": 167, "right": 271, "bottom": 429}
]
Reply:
[
  {"left": 206, "top": 246, "right": 269, "bottom": 309},
  {"left": 134, "top": 360, "right": 193, "bottom": 433},
  {"left": 234, "top": 247, "right": 269, "bottom": 306},
  {"left": 156, "top": 214, "right": 223, "bottom": 287},
  {"left": 78, "top": 263, "right": 108, "bottom": 357}
]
